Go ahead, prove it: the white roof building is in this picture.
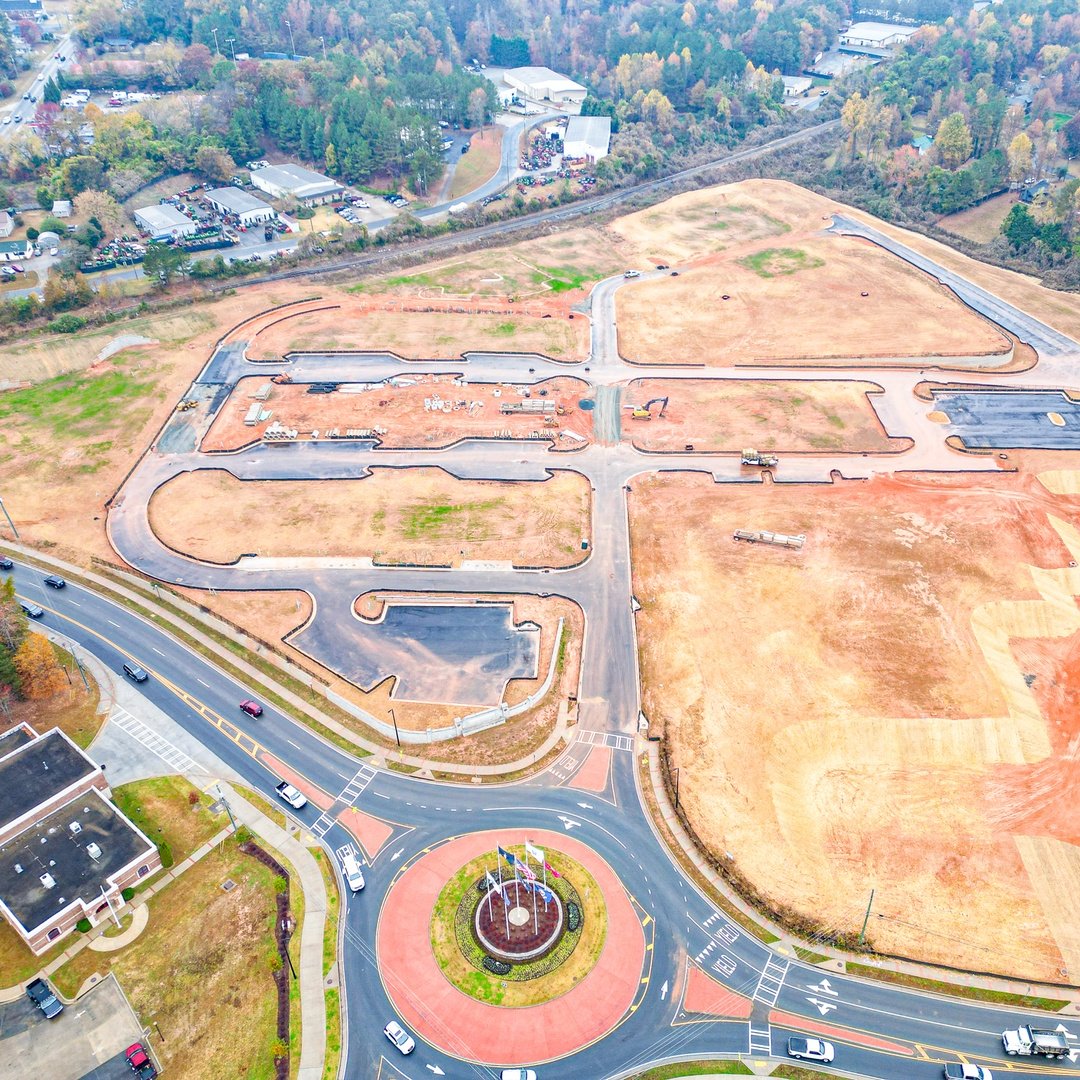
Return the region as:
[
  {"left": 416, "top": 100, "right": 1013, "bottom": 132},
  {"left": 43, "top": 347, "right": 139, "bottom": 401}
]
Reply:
[
  {"left": 133, "top": 204, "right": 198, "bottom": 239},
  {"left": 0, "top": 211, "right": 11, "bottom": 238},
  {"left": 503, "top": 67, "right": 588, "bottom": 110},
  {"left": 781, "top": 76, "right": 814, "bottom": 97},
  {"left": 249, "top": 163, "right": 342, "bottom": 205},
  {"left": 840, "top": 22, "right": 918, "bottom": 50},
  {"left": 205, "top": 187, "right": 276, "bottom": 224},
  {"left": 563, "top": 115, "right": 611, "bottom": 161}
]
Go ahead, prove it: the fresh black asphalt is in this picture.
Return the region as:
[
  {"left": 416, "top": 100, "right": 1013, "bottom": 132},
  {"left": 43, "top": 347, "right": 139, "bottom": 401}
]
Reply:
[{"left": 934, "top": 390, "right": 1080, "bottom": 449}]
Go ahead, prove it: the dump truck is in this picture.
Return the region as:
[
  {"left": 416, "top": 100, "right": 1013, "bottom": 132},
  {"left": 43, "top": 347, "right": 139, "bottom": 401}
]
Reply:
[
  {"left": 1001, "top": 1024, "right": 1069, "bottom": 1058},
  {"left": 275, "top": 780, "right": 308, "bottom": 810},
  {"left": 742, "top": 448, "right": 778, "bottom": 467}
]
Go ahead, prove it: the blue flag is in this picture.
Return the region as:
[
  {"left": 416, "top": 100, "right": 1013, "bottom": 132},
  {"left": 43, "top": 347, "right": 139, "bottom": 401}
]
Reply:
[
  {"left": 497, "top": 846, "right": 517, "bottom": 868},
  {"left": 538, "top": 885, "right": 555, "bottom": 905}
]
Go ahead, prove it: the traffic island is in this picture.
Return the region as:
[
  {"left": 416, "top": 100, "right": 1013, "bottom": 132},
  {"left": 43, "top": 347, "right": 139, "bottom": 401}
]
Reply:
[
  {"left": 378, "top": 829, "right": 643, "bottom": 1064},
  {"left": 429, "top": 847, "right": 606, "bottom": 1006}
]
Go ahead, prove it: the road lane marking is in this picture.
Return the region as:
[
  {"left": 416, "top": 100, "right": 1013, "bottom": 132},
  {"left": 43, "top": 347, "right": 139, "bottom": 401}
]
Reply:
[{"left": 107, "top": 619, "right": 121, "bottom": 627}]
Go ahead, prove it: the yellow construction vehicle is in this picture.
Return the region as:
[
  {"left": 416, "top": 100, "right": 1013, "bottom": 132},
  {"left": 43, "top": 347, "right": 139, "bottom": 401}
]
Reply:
[
  {"left": 629, "top": 396, "right": 669, "bottom": 420},
  {"left": 175, "top": 399, "right": 198, "bottom": 411}
]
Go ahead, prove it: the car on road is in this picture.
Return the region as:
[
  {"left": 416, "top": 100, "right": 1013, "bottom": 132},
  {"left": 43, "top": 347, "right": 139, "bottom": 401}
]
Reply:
[
  {"left": 240, "top": 699, "right": 263, "bottom": 717},
  {"left": 26, "top": 977, "right": 63, "bottom": 1018},
  {"left": 383, "top": 1020, "right": 415, "bottom": 1055},
  {"left": 43, "top": 574, "right": 65, "bottom": 588},
  {"left": 501, "top": 1070, "right": 538, "bottom": 1080},
  {"left": 787, "top": 1036, "right": 834, "bottom": 1062},
  {"left": 341, "top": 851, "right": 365, "bottom": 892},
  {"left": 123, "top": 662, "right": 149, "bottom": 683},
  {"left": 275, "top": 780, "right": 307, "bottom": 809},
  {"left": 623, "top": 269, "right": 640, "bottom": 278},
  {"left": 19, "top": 600, "right": 43, "bottom": 618},
  {"left": 0, "top": 556, "right": 12, "bottom": 569},
  {"left": 944, "top": 1065, "right": 993, "bottom": 1080},
  {"left": 1, "top": 116, "right": 10, "bottom": 125},
  {"left": 125, "top": 1041, "right": 158, "bottom": 1078}
]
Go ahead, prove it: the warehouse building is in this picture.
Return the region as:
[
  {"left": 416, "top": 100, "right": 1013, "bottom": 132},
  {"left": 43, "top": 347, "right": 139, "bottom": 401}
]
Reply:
[
  {"left": 562, "top": 115, "right": 611, "bottom": 162},
  {"left": 503, "top": 67, "right": 588, "bottom": 110},
  {"left": 839, "top": 22, "right": 918, "bottom": 52},
  {"left": 781, "top": 75, "right": 813, "bottom": 97},
  {"left": 204, "top": 187, "right": 276, "bottom": 225},
  {"left": 133, "top": 203, "right": 198, "bottom": 240},
  {"left": 0, "top": 726, "right": 163, "bottom": 954},
  {"left": 249, "top": 163, "right": 342, "bottom": 205}
]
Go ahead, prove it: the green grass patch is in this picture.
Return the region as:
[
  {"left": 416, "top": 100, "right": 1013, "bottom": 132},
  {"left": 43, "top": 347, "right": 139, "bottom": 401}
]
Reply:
[
  {"left": 111, "top": 776, "right": 222, "bottom": 867},
  {"left": 629, "top": 1062, "right": 752, "bottom": 1078},
  {"left": 844, "top": 961, "right": 1070, "bottom": 1011},
  {"left": 793, "top": 946, "right": 829, "bottom": 964},
  {"left": 531, "top": 264, "right": 605, "bottom": 294},
  {"left": 739, "top": 248, "right": 824, "bottom": 279},
  {"left": 771, "top": 1066, "right": 841, "bottom": 1079},
  {"left": 486, "top": 321, "right": 517, "bottom": 337},
  {"left": 403, "top": 498, "right": 502, "bottom": 539}
]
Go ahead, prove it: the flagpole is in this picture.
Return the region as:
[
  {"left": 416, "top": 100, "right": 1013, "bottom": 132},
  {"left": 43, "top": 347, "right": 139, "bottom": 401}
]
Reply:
[
  {"left": 498, "top": 858, "right": 510, "bottom": 938},
  {"left": 532, "top": 870, "right": 538, "bottom": 933}
]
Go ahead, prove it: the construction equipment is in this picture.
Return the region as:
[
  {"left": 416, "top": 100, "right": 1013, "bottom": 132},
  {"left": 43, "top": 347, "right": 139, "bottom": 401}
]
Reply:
[
  {"left": 544, "top": 416, "right": 559, "bottom": 428},
  {"left": 175, "top": 399, "right": 198, "bottom": 411},
  {"left": 742, "top": 448, "right": 779, "bottom": 467},
  {"left": 500, "top": 400, "right": 555, "bottom": 415},
  {"left": 629, "top": 396, "right": 669, "bottom": 420},
  {"left": 1001, "top": 1025, "right": 1069, "bottom": 1059},
  {"left": 271, "top": 372, "right": 292, "bottom": 385},
  {"left": 733, "top": 529, "right": 805, "bottom": 550}
]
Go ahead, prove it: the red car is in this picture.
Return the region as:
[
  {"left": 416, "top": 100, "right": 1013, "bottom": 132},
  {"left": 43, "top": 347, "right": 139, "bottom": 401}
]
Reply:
[
  {"left": 125, "top": 1043, "right": 157, "bottom": 1079},
  {"left": 9, "top": 264, "right": 23, "bottom": 273},
  {"left": 240, "top": 699, "right": 263, "bottom": 717}
]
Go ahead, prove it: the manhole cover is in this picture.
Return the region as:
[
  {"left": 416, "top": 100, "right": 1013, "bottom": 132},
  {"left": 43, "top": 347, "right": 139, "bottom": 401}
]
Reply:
[{"left": 221, "top": 879, "right": 237, "bottom": 892}]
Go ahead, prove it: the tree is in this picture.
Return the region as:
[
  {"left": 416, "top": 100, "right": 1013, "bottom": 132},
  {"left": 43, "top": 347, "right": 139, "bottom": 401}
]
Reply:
[
  {"left": 1007, "top": 132, "right": 1034, "bottom": 186},
  {"left": 1002, "top": 204, "right": 1039, "bottom": 248},
  {"left": 143, "top": 242, "right": 186, "bottom": 285},
  {"left": 841, "top": 91, "right": 868, "bottom": 161},
  {"left": 193, "top": 145, "right": 234, "bottom": 181},
  {"left": 467, "top": 87, "right": 487, "bottom": 132},
  {"left": 13, "top": 633, "right": 66, "bottom": 699},
  {"left": 1062, "top": 113, "right": 1080, "bottom": 158},
  {"left": 0, "top": 578, "right": 26, "bottom": 652},
  {"left": 73, "top": 190, "right": 125, "bottom": 237},
  {"left": 43, "top": 76, "right": 61, "bottom": 104},
  {"left": 935, "top": 112, "right": 974, "bottom": 169},
  {"left": 59, "top": 155, "right": 105, "bottom": 196},
  {"left": 178, "top": 43, "right": 214, "bottom": 86}
]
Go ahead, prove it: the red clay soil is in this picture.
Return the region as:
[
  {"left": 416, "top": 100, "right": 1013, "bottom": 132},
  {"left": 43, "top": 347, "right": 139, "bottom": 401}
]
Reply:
[
  {"left": 769, "top": 1009, "right": 913, "bottom": 1056},
  {"left": 567, "top": 744, "right": 611, "bottom": 794},
  {"left": 377, "top": 828, "right": 645, "bottom": 1065},
  {"left": 681, "top": 965, "right": 753, "bottom": 1018}
]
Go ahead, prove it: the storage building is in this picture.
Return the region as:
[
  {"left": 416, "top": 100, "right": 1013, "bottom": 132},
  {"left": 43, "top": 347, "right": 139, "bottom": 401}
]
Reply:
[
  {"left": 249, "top": 163, "right": 342, "bottom": 205},
  {"left": 503, "top": 67, "right": 588, "bottom": 109},
  {"left": 562, "top": 115, "right": 611, "bottom": 161},
  {"left": 205, "top": 187, "right": 276, "bottom": 225},
  {"left": 133, "top": 203, "right": 198, "bottom": 240}
]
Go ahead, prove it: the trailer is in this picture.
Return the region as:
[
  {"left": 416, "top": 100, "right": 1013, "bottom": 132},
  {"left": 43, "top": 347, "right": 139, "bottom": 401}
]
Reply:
[
  {"left": 733, "top": 529, "right": 805, "bottom": 550},
  {"left": 500, "top": 400, "right": 555, "bottom": 415},
  {"left": 1002, "top": 1025, "right": 1069, "bottom": 1058}
]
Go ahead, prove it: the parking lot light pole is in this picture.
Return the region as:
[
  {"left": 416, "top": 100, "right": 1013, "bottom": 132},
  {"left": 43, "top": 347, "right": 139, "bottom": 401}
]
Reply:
[
  {"left": 284, "top": 19, "right": 296, "bottom": 58},
  {"left": 389, "top": 707, "right": 401, "bottom": 748}
]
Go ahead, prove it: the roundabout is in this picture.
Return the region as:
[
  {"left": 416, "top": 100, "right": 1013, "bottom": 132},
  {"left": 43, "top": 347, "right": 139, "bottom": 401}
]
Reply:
[{"left": 377, "top": 829, "right": 644, "bottom": 1064}]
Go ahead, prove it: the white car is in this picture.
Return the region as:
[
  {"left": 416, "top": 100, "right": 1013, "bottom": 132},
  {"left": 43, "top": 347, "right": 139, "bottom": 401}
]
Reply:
[
  {"left": 623, "top": 269, "right": 640, "bottom": 278},
  {"left": 341, "top": 851, "right": 365, "bottom": 892},
  {"left": 501, "top": 1071, "right": 538, "bottom": 1080},
  {"left": 787, "top": 1036, "right": 834, "bottom": 1062},
  {"left": 383, "top": 1020, "right": 415, "bottom": 1055}
]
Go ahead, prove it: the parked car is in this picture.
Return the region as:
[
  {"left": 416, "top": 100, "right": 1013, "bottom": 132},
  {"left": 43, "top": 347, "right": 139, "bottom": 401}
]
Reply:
[
  {"left": 43, "top": 575, "right": 65, "bottom": 588},
  {"left": 123, "top": 662, "right": 149, "bottom": 683},
  {"left": 787, "top": 1036, "right": 834, "bottom": 1063},
  {"left": 9, "top": 264, "right": 24, "bottom": 273},
  {"left": 383, "top": 1020, "right": 415, "bottom": 1055},
  {"left": 26, "top": 977, "right": 63, "bottom": 1018},
  {"left": 0, "top": 556, "right": 12, "bottom": 569},
  {"left": 125, "top": 1042, "right": 158, "bottom": 1078},
  {"left": 19, "top": 600, "right": 43, "bottom": 618},
  {"left": 240, "top": 699, "right": 263, "bottom": 717}
]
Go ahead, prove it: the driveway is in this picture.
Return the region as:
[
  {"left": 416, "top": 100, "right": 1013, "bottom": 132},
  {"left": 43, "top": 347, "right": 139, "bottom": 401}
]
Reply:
[{"left": 0, "top": 975, "right": 148, "bottom": 1080}]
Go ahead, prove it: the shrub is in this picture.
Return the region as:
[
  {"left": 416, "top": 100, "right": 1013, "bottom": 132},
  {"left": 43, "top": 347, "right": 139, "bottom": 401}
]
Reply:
[
  {"left": 157, "top": 840, "right": 174, "bottom": 868},
  {"left": 26, "top": 227, "right": 37, "bottom": 241},
  {"left": 482, "top": 956, "right": 512, "bottom": 975},
  {"left": 274, "top": 875, "right": 288, "bottom": 894},
  {"left": 76, "top": 918, "right": 92, "bottom": 933},
  {"left": 121, "top": 887, "right": 135, "bottom": 902},
  {"left": 187, "top": 790, "right": 199, "bottom": 806},
  {"left": 47, "top": 313, "right": 86, "bottom": 334},
  {"left": 567, "top": 902, "right": 582, "bottom": 932}
]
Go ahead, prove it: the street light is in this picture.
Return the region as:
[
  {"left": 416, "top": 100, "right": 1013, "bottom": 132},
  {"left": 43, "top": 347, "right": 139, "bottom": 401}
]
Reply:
[
  {"left": 211, "top": 27, "right": 220, "bottom": 56},
  {"left": 225, "top": 38, "right": 236, "bottom": 62},
  {"left": 284, "top": 19, "right": 296, "bottom": 58},
  {"left": 672, "top": 766, "right": 680, "bottom": 810},
  {"left": 0, "top": 495, "right": 19, "bottom": 539},
  {"left": 319, "top": 36, "right": 327, "bottom": 61},
  {"left": 388, "top": 706, "right": 401, "bottom": 748}
]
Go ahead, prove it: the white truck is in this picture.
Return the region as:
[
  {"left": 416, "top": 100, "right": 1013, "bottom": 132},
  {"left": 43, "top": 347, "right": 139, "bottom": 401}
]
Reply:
[
  {"left": 1001, "top": 1024, "right": 1069, "bottom": 1058},
  {"left": 275, "top": 780, "right": 307, "bottom": 810}
]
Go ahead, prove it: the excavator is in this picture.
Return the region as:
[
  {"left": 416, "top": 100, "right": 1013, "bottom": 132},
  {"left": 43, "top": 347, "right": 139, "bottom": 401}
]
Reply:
[{"left": 629, "top": 396, "right": 668, "bottom": 421}]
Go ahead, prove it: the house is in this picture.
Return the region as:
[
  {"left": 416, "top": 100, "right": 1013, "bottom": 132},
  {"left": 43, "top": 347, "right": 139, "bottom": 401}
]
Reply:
[
  {"left": 839, "top": 22, "right": 917, "bottom": 53},
  {"left": 562, "top": 115, "right": 611, "bottom": 162},
  {"left": 502, "top": 67, "right": 588, "bottom": 110},
  {"left": 51, "top": 200, "right": 72, "bottom": 218},
  {"left": 0, "top": 726, "right": 162, "bottom": 954},
  {"left": 781, "top": 76, "right": 813, "bottom": 97},
  {"left": 0, "top": 211, "right": 12, "bottom": 238},
  {"left": 133, "top": 204, "right": 198, "bottom": 240},
  {"left": 204, "top": 187, "right": 276, "bottom": 225},
  {"left": 249, "top": 163, "right": 342, "bottom": 205},
  {"left": 912, "top": 134, "right": 934, "bottom": 156},
  {"left": 0, "top": 239, "right": 32, "bottom": 262},
  {"left": 103, "top": 38, "right": 134, "bottom": 51},
  {"left": 0, "top": 0, "right": 44, "bottom": 17},
  {"left": 1020, "top": 179, "right": 1050, "bottom": 204}
]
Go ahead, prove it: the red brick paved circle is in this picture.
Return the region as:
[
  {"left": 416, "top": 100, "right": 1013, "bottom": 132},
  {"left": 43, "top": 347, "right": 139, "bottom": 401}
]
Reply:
[{"left": 377, "top": 828, "right": 645, "bottom": 1065}]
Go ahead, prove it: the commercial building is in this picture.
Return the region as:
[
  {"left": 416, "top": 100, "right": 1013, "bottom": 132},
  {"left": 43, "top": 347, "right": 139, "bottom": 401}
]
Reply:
[
  {"left": 204, "top": 187, "right": 276, "bottom": 225},
  {"left": 839, "top": 22, "right": 918, "bottom": 52},
  {"left": 133, "top": 203, "right": 198, "bottom": 240},
  {"left": 0, "top": 211, "right": 12, "bottom": 238},
  {"left": 0, "top": 726, "right": 162, "bottom": 954},
  {"left": 503, "top": 67, "right": 588, "bottom": 110},
  {"left": 0, "top": 239, "right": 32, "bottom": 262},
  {"left": 562, "top": 115, "right": 611, "bottom": 162},
  {"left": 249, "top": 163, "right": 342, "bottom": 205},
  {"left": 781, "top": 75, "right": 814, "bottom": 97}
]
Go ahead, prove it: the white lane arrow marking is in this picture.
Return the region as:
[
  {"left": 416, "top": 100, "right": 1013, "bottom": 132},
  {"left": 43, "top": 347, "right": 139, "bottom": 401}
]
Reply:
[
  {"left": 558, "top": 816, "right": 581, "bottom": 831},
  {"left": 426, "top": 1066, "right": 445, "bottom": 1075},
  {"left": 576, "top": 802, "right": 593, "bottom": 809},
  {"left": 660, "top": 980, "right": 669, "bottom": 1001},
  {"left": 807, "top": 978, "right": 838, "bottom": 997},
  {"left": 390, "top": 847, "right": 405, "bottom": 862},
  {"left": 806, "top": 997, "right": 838, "bottom": 1016},
  {"left": 1055, "top": 1023, "right": 1076, "bottom": 1039},
  {"left": 1069, "top": 1049, "right": 1079, "bottom": 1063}
]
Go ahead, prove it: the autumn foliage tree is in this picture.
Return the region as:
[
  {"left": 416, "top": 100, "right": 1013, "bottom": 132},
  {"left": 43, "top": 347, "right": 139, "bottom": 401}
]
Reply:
[{"left": 14, "top": 634, "right": 67, "bottom": 700}]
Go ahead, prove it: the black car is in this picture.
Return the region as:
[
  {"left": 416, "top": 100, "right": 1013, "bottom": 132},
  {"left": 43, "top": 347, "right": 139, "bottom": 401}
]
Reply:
[
  {"left": 0, "top": 556, "right": 12, "bottom": 570},
  {"left": 43, "top": 575, "right": 65, "bottom": 589},
  {"left": 19, "top": 600, "right": 43, "bottom": 618},
  {"left": 123, "top": 662, "right": 149, "bottom": 683},
  {"left": 26, "top": 977, "right": 63, "bottom": 1018}
]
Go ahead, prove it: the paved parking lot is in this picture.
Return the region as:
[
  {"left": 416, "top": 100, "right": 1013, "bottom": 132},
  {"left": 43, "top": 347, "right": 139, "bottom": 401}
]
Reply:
[{"left": 0, "top": 975, "right": 149, "bottom": 1080}]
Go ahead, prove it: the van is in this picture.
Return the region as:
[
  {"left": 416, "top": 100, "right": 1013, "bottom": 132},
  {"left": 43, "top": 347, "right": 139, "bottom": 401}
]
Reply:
[{"left": 341, "top": 852, "right": 365, "bottom": 892}]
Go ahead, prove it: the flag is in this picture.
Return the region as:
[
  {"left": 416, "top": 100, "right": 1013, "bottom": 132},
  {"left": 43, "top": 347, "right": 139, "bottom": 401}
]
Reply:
[
  {"left": 525, "top": 840, "right": 545, "bottom": 863},
  {"left": 518, "top": 861, "right": 537, "bottom": 883},
  {"left": 485, "top": 871, "right": 504, "bottom": 896},
  {"left": 537, "top": 884, "right": 555, "bottom": 905},
  {"left": 544, "top": 860, "right": 561, "bottom": 879},
  {"left": 498, "top": 846, "right": 517, "bottom": 868}
]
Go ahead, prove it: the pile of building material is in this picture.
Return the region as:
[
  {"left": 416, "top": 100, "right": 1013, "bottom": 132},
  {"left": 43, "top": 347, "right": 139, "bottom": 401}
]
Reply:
[{"left": 732, "top": 529, "right": 805, "bottom": 549}]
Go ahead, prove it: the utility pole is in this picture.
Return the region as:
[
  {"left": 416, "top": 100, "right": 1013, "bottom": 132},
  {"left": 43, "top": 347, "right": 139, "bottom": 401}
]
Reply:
[
  {"left": 226, "top": 38, "right": 236, "bottom": 62},
  {"left": 319, "top": 36, "right": 327, "bottom": 62},
  {"left": 215, "top": 786, "right": 238, "bottom": 832},
  {"left": 388, "top": 707, "right": 401, "bottom": 748},
  {"left": 73, "top": 651, "right": 89, "bottom": 692},
  {"left": 211, "top": 27, "right": 220, "bottom": 57},
  {"left": 858, "top": 888, "right": 875, "bottom": 946},
  {"left": 0, "top": 496, "right": 20, "bottom": 539}
]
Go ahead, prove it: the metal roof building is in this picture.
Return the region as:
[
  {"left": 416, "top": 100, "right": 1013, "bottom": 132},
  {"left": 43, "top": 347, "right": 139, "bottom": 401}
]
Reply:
[
  {"left": 249, "top": 163, "right": 342, "bottom": 205},
  {"left": 563, "top": 115, "right": 611, "bottom": 161},
  {"left": 133, "top": 203, "right": 198, "bottom": 239},
  {"left": 204, "top": 187, "right": 276, "bottom": 224},
  {"left": 503, "top": 67, "right": 588, "bottom": 109}
]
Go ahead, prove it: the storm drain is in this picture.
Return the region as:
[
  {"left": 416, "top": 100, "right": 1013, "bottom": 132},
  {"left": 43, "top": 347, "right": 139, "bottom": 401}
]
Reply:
[{"left": 221, "top": 879, "right": 237, "bottom": 892}]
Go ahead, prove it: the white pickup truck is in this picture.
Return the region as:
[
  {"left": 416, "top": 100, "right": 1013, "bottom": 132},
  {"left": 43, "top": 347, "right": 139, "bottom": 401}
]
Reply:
[{"left": 275, "top": 781, "right": 307, "bottom": 809}]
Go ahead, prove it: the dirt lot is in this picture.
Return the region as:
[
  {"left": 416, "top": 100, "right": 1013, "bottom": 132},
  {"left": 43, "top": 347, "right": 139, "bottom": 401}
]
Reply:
[
  {"left": 149, "top": 468, "right": 591, "bottom": 568},
  {"left": 624, "top": 379, "right": 908, "bottom": 454},
  {"left": 938, "top": 192, "right": 1017, "bottom": 244},
  {"left": 202, "top": 375, "right": 593, "bottom": 452},
  {"left": 617, "top": 233, "right": 1010, "bottom": 366},
  {"left": 629, "top": 470, "right": 1080, "bottom": 981},
  {"left": 248, "top": 299, "right": 587, "bottom": 360}
]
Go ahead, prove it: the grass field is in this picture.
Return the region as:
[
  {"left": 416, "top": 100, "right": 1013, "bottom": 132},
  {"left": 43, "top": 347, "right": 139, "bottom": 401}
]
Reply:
[
  {"left": 739, "top": 248, "right": 824, "bottom": 278},
  {"left": 937, "top": 192, "right": 1016, "bottom": 244},
  {"left": 111, "top": 776, "right": 222, "bottom": 870},
  {"left": 450, "top": 127, "right": 504, "bottom": 199}
]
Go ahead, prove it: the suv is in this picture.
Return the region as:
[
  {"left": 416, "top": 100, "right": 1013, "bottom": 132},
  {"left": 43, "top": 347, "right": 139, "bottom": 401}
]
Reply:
[
  {"left": 123, "top": 662, "right": 149, "bottom": 683},
  {"left": 383, "top": 1020, "right": 415, "bottom": 1054},
  {"left": 43, "top": 575, "right": 65, "bottom": 589},
  {"left": 26, "top": 977, "right": 63, "bottom": 1018},
  {"left": 0, "top": 556, "right": 12, "bottom": 570},
  {"left": 125, "top": 1042, "right": 158, "bottom": 1079},
  {"left": 19, "top": 600, "right": 43, "bottom": 619}
]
